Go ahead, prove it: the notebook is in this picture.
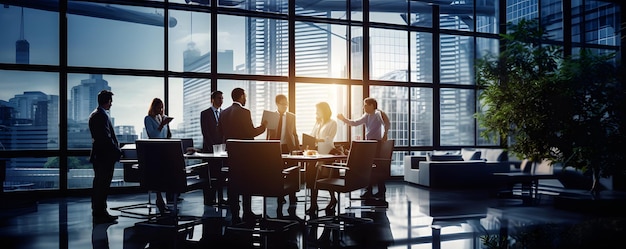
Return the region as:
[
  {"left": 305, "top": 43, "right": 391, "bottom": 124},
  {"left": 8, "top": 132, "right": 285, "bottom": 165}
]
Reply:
[{"left": 302, "top": 133, "right": 317, "bottom": 151}]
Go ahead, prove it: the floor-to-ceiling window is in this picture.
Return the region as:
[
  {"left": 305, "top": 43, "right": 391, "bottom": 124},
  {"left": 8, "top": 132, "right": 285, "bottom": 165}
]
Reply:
[{"left": 0, "top": 0, "right": 620, "bottom": 192}]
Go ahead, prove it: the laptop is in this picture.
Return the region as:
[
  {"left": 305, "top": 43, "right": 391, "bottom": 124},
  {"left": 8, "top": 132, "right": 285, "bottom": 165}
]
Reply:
[
  {"left": 302, "top": 133, "right": 317, "bottom": 151},
  {"left": 180, "top": 138, "right": 195, "bottom": 154}
]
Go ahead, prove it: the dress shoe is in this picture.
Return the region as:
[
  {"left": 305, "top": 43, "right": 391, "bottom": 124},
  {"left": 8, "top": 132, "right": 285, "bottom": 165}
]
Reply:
[
  {"left": 93, "top": 214, "right": 118, "bottom": 224},
  {"left": 278, "top": 196, "right": 287, "bottom": 204}
]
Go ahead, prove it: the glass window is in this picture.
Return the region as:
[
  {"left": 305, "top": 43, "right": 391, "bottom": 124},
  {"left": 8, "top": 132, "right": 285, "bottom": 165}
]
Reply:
[
  {"left": 0, "top": 4, "right": 59, "bottom": 65},
  {"left": 440, "top": 88, "right": 476, "bottom": 146},
  {"left": 67, "top": 74, "right": 162, "bottom": 149},
  {"left": 476, "top": 0, "right": 499, "bottom": 34},
  {"left": 67, "top": 3, "right": 165, "bottom": 70},
  {"left": 4, "top": 157, "right": 59, "bottom": 191},
  {"left": 370, "top": 28, "right": 408, "bottom": 81},
  {"left": 295, "top": 83, "right": 348, "bottom": 143},
  {"left": 440, "top": 1, "right": 474, "bottom": 31},
  {"left": 168, "top": 77, "right": 211, "bottom": 147},
  {"left": 410, "top": 87, "right": 433, "bottom": 146},
  {"left": 218, "top": 80, "right": 288, "bottom": 139},
  {"left": 583, "top": 1, "right": 619, "bottom": 46},
  {"left": 295, "top": 0, "right": 352, "bottom": 20},
  {"left": 0, "top": 70, "right": 60, "bottom": 150},
  {"left": 370, "top": 0, "right": 408, "bottom": 25},
  {"left": 232, "top": 16, "right": 289, "bottom": 76},
  {"left": 410, "top": 31, "right": 433, "bottom": 83},
  {"left": 370, "top": 85, "right": 409, "bottom": 147},
  {"left": 219, "top": 0, "right": 288, "bottom": 14},
  {"left": 217, "top": 15, "right": 247, "bottom": 74},
  {"left": 295, "top": 22, "right": 347, "bottom": 78},
  {"left": 169, "top": 10, "right": 211, "bottom": 73},
  {"left": 440, "top": 34, "right": 474, "bottom": 85},
  {"left": 408, "top": 1, "right": 433, "bottom": 28},
  {"left": 67, "top": 156, "right": 126, "bottom": 189},
  {"left": 349, "top": 85, "right": 364, "bottom": 140},
  {"left": 542, "top": 0, "right": 564, "bottom": 41}
]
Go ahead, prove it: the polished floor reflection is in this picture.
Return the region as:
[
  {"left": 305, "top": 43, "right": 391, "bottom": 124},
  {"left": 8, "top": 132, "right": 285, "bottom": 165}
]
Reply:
[{"left": 1, "top": 181, "right": 624, "bottom": 248}]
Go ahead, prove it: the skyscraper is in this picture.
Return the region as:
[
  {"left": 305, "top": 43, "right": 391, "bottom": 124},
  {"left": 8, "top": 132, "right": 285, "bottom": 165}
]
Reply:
[{"left": 70, "top": 74, "right": 110, "bottom": 123}]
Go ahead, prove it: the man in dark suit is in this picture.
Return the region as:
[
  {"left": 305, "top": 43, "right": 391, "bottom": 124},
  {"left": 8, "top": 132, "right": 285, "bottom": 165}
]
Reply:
[
  {"left": 89, "top": 90, "right": 122, "bottom": 224},
  {"left": 200, "top": 90, "right": 225, "bottom": 206},
  {"left": 218, "top": 87, "right": 266, "bottom": 222},
  {"left": 267, "top": 94, "right": 301, "bottom": 208}
]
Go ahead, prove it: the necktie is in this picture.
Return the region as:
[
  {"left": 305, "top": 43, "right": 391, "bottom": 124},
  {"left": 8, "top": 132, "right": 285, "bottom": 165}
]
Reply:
[
  {"left": 215, "top": 109, "right": 219, "bottom": 121},
  {"left": 275, "top": 113, "right": 283, "bottom": 140}
]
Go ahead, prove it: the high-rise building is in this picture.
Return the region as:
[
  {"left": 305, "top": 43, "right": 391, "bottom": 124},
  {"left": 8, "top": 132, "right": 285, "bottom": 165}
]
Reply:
[{"left": 70, "top": 74, "right": 110, "bottom": 123}]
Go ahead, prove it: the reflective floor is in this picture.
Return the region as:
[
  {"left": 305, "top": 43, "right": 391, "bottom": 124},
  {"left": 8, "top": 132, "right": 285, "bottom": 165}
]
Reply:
[{"left": 1, "top": 181, "right": 625, "bottom": 249}]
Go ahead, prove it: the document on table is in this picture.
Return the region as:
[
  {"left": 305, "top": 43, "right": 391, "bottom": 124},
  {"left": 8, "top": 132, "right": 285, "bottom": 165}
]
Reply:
[{"left": 262, "top": 110, "right": 279, "bottom": 130}]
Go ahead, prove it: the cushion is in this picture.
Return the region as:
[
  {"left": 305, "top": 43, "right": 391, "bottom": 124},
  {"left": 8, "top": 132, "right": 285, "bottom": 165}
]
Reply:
[
  {"left": 461, "top": 148, "right": 482, "bottom": 161},
  {"left": 484, "top": 149, "right": 507, "bottom": 162},
  {"left": 427, "top": 154, "right": 464, "bottom": 161}
]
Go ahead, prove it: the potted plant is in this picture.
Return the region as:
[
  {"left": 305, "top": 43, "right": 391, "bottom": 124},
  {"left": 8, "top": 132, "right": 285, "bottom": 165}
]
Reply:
[{"left": 475, "top": 19, "right": 625, "bottom": 193}]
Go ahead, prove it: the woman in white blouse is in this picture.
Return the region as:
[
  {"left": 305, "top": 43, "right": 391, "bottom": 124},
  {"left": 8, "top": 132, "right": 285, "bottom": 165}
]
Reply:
[
  {"left": 307, "top": 102, "right": 338, "bottom": 215},
  {"left": 143, "top": 98, "right": 173, "bottom": 214}
]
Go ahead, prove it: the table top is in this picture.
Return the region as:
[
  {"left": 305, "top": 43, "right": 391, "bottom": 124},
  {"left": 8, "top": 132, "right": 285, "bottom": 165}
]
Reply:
[{"left": 185, "top": 152, "right": 346, "bottom": 161}]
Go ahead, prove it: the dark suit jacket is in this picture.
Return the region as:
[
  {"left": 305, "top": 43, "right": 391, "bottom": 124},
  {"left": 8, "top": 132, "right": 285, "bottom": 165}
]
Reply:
[
  {"left": 201, "top": 107, "right": 224, "bottom": 152},
  {"left": 218, "top": 103, "right": 265, "bottom": 141},
  {"left": 88, "top": 107, "right": 121, "bottom": 163},
  {"left": 266, "top": 111, "right": 301, "bottom": 152}
]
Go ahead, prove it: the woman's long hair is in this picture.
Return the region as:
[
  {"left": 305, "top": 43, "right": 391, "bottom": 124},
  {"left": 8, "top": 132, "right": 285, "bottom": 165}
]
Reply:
[{"left": 148, "top": 98, "right": 163, "bottom": 117}]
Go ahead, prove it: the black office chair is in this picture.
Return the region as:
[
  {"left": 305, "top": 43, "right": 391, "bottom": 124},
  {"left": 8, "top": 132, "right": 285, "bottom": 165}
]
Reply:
[
  {"left": 307, "top": 140, "right": 378, "bottom": 244},
  {"left": 351, "top": 140, "right": 394, "bottom": 208},
  {"left": 224, "top": 139, "right": 301, "bottom": 248},
  {"left": 133, "top": 139, "right": 206, "bottom": 230}
]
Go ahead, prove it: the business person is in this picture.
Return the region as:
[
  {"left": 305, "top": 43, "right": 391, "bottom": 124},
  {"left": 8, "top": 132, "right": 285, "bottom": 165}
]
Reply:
[
  {"left": 143, "top": 97, "right": 174, "bottom": 214},
  {"left": 218, "top": 87, "right": 267, "bottom": 222},
  {"left": 307, "top": 101, "right": 338, "bottom": 215},
  {"left": 89, "top": 90, "right": 121, "bottom": 224},
  {"left": 267, "top": 94, "right": 301, "bottom": 211},
  {"left": 200, "top": 91, "right": 226, "bottom": 206},
  {"left": 337, "top": 97, "right": 390, "bottom": 199}
]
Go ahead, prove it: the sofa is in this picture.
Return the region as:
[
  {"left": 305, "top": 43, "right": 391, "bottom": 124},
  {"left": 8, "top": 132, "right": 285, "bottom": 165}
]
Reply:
[{"left": 404, "top": 148, "right": 511, "bottom": 188}]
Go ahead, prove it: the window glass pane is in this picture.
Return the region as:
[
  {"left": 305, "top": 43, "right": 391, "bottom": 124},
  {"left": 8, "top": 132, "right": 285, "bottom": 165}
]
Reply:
[
  {"left": 67, "top": 74, "right": 160, "bottom": 149},
  {"left": 370, "top": 85, "right": 409, "bottom": 146},
  {"left": 218, "top": 0, "right": 288, "bottom": 14},
  {"left": 410, "top": 31, "right": 433, "bottom": 83},
  {"left": 506, "top": 0, "right": 538, "bottom": 25},
  {"left": 168, "top": 77, "right": 210, "bottom": 147},
  {"left": 4, "top": 157, "right": 59, "bottom": 191},
  {"left": 218, "top": 80, "right": 288, "bottom": 140},
  {"left": 370, "top": 0, "right": 407, "bottom": 25},
  {"left": 0, "top": 70, "right": 59, "bottom": 150},
  {"left": 542, "top": 0, "right": 563, "bottom": 41},
  {"left": 370, "top": 28, "right": 408, "bottom": 81},
  {"left": 410, "top": 87, "right": 433, "bottom": 146},
  {"left": 0, "top": 4, "right": 59, "bottom": 65},
  {"left": 220, "top": 15, "right": 293, "bottom": 75},
  {"left": 408, "top": 1, "right": 433, "bottom": 28},
  {"left": 350, "top": 26, "right": 364, "bottom": 80},
  {"left": 295, "top": 83, "right": 348, "bottom": 143},
  {"left": 440, "top": 1, "right": 474, "bottom": 31},
  {"left": 583, "top": 1, "right": 620, "bottom": 46},
  {"left": 67, "top": 3, "right": 165, "bottom": 70},
  {"left": 295, "top": 22, "right": 345, "bottom": 78},
  {"left": 349, "top": 85, "right": 364, "bottom": 140},
  {"left": 244, "top": 17, "right": 290, "bottom": 76},
  {"left": 440, "top": 34, "right": 474, "bottom": 85},
  {"left": 67, "top": 156, "right": 126, "bottom": 189},
  {"left": 440, "top": 88, "right": 475, "bottom": 146},
  {"left": 295, "top": 1, "right": 349, "bottom": 20},
  {"left": 477, "top": 0, "right": 499, "bottom": 34},
  {"left": 169, "top": 10, "right": 211, "bottom": 73}
]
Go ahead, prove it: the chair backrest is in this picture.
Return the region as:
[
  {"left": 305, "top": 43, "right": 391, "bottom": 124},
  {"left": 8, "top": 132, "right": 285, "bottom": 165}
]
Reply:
[
  {"left": 343, "top": 140, "right": 379, "bottom": 189},
  {"left": 373, "top": 140, "right": 394, "bottom": 178},
  {"left": 136, "top": 139, "right": 187, "bottom": 193},
  {"left": 226, "top": 139, "right": 286, "bottom": 196}
]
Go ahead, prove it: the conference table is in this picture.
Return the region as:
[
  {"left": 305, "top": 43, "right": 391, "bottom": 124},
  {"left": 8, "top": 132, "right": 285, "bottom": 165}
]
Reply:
[{"left": 185, "top": 152, "right": 347, "bottom": 212}]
